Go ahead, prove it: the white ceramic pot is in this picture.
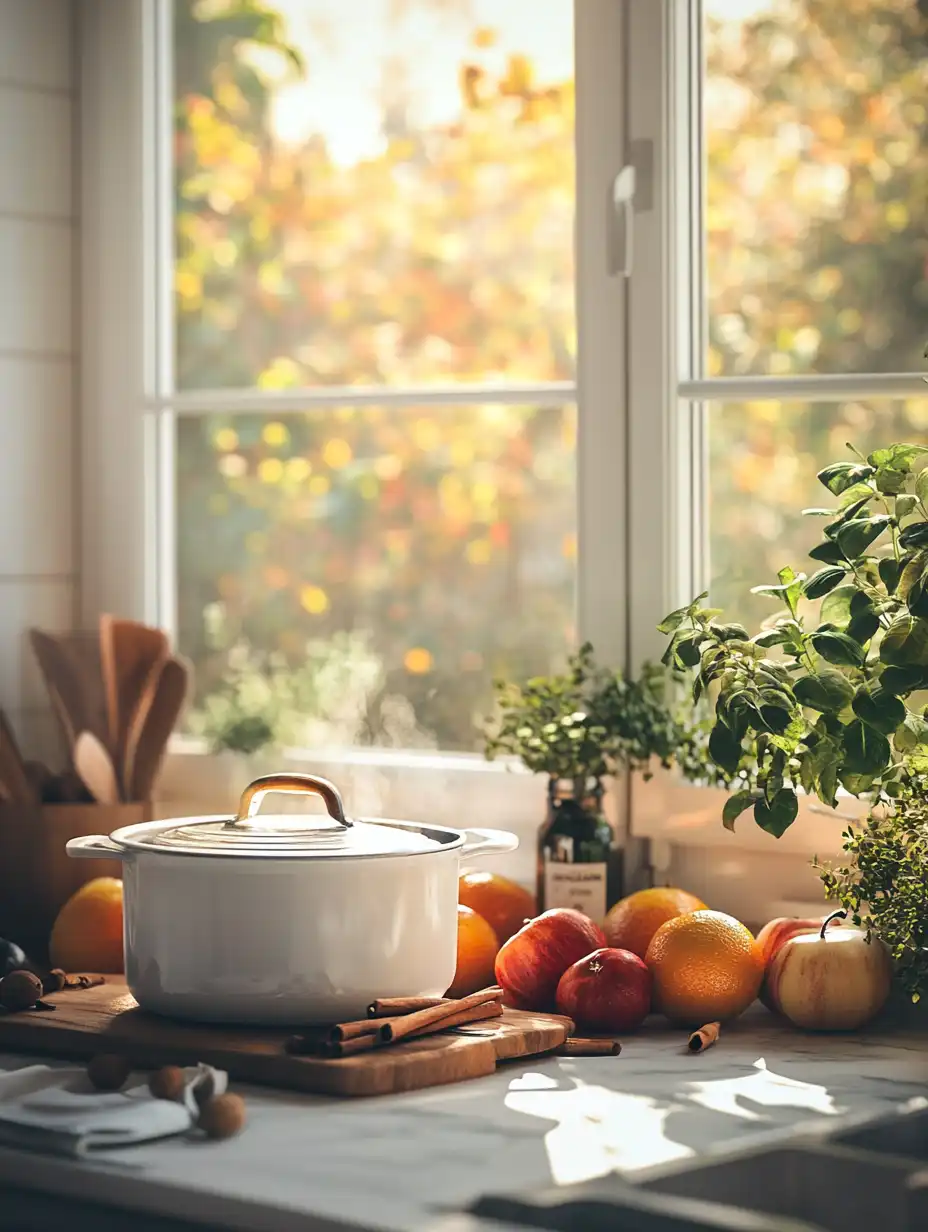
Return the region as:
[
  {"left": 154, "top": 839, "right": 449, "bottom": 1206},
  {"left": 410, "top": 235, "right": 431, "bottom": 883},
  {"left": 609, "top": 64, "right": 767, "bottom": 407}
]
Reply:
[{"left": 67, "top": 773, "right": 517, "bottom": 1025}]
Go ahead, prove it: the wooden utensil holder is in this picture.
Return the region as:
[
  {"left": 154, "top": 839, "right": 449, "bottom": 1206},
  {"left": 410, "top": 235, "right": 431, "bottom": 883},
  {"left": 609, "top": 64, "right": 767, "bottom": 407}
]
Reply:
[{"left": 0, "top": 802, "right": 150, "bottom": 958}]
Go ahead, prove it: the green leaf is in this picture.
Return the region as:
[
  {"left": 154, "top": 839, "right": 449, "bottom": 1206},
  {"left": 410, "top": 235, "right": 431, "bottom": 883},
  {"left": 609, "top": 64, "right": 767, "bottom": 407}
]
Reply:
[
  {"left": 708, "top": 721, "right": 742, "bottom": 776},
  {"left": 673, "top": 634, "right": 703, "bottom": 667},
  {"left": 875, "top": 467, "right": 908, "bottom": 496},
  {"left": 879, "top": 558, "right": 904, "bottom": 594},
  {"left": 802, "top": 507, "right": 835, "bottom": 517},
  {"left": 803, "top": 566, "right": 846, "bottom": 599},
  {"left": 837, "top": 482, "right": 876, "bottom": 510},
  {"left": 916, "top": 468, "right": 928, "bottom": 507},
  {"left": 657, "top": 606, "right": 689, "bottom": 635},
  {"left": 753, "top": 789, "right": 799, "bottom": 837},
  {"left": 898, "top": 551, "right": 928, "bottom": 601},
  {"left": 907, "top": 576, "right": 928, "bottom": 620},
  {"left": 752, "top": 628, "right": 791, "bottom": 649},
  {"left": 808, "top": 540, "right": 845, "bottom": 565},
  {"left": 820, "top": 584, "right": 857, "bottom": 628},
  {"left": 896, "top": 494, "right": 918, "bottom": 519},
  {"left": 793, "top": 672, "right": 855, "bottom": 712},
  {"left": 846, "top": 610, "right": 880, "bottom": 644},
  {"left": 867, "top": 443, "right": 928, "bottom": 470},
  {"left": 899, "top": 522, "right": 928, "bottom": 550},
  {"left": 759, "top": 705, "right": 793, "bottom": 734},
  {"left": 842, "top": 719, "right": 891, "bottom": 776},
  {"left": 852, "top": 686, "right": 906, "bottom": 735},
  {"left": 880, "top": 665, "right": 928, "bottom": 695},
  {"left": 808, "top": 629, "right": 866, "bottom": 667},
  {"left": 880, "top": 614, "right": 928, "bottom": 666},
  {"left": 893, "top": 712, "right": 928, "bottom": 753},
  {"left": 817, "top": 461, "right": 875, "bottom": 496},
  {"left": 710, "top": 622, "right": 750, "bottom": 642},
  {"left": 722, "top": 790, "right": 755, "bottom": 832},
  {"left": 835, "top": 515, "right": 892, "bottom": 558}
]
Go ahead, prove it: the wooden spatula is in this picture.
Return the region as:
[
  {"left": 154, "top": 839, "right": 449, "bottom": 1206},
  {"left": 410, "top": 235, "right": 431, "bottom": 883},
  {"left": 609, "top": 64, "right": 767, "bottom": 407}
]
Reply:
[
  {"left": 0, "top": 711, "right": 35, "bottom": 804},
  {"left": 74, "top": 731, "right": 121, "bottom": 805},
  {"left": 130, "top": 656, "right": 191, "bottom": 801},
  {"left": 99, "top": 616, "right": 169, "bottom": 792},
  {"left": 122, "top": 655, "right": 167, "bottom": 800},
  {"left": 29, "top": 629, "right": 104, "bottom": 753}
]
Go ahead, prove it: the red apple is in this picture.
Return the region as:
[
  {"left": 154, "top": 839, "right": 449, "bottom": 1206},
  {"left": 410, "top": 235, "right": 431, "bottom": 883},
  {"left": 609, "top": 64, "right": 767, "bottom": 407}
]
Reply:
[
  {"left": 755, "top": 915, "right": 829, "bottom": 1010},
  {"left": 555, "top": 947, "right": 651, "bottom": 1033},
  {"left": 495, "top": 908, "right": 606, "bottom": 1011}
]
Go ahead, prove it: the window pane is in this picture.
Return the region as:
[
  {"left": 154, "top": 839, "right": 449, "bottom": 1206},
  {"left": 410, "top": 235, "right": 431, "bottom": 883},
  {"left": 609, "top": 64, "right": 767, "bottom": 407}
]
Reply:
[
  {"left": 708, "top": 396, "right": 928, "bottom": 628},
  {"left": 173, "top": 0, "right": 575, "bottom": 391},
  {"left": 704, "top": 0, "right": 928, "bottom": 377},
  {"left": 177, "top": 404, "right": 576, "bottom": 751}
]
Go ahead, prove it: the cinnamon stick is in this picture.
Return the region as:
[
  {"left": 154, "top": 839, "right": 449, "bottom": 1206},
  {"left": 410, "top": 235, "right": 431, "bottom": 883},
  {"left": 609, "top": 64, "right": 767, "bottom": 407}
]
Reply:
[
  {"left": 382, "top": 986, "right": 503, "bottom": 1043},
  {"left": 405, "top": 998, "right": 502, "bottom": 1039},
  {"left": 557, "top": 1037, "right": 621, "bottom": 1057},
  {"left": 687, "top": 1021, "right": 721, "bottom": 1054},
  {"left": 367, "top": 995, "right": 448, "bottom": 1018},
  {"left": 289, "top": 1001, "right": 502, "bottom": 1058}
]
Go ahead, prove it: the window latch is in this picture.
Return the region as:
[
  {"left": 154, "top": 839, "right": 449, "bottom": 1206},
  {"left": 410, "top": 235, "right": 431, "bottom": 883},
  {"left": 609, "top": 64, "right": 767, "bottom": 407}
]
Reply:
[{"left": 609, "top": 165, "right": 637, "bottom": 278}]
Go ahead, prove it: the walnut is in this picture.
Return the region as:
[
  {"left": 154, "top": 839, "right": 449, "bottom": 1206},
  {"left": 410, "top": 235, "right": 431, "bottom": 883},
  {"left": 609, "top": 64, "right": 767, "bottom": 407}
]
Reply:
[
  {"left": 198, "top": 1092, "right": 246, "bottom": 1140},
  {"left": 87, "top": 1052, "right": 131, "bottom": 1091},
  {"left": 149, "top": 1065, "right": 186, "bottom": 1101},
  {"left": 0, "top": 970, "right": 43, "bottom": 1011}
]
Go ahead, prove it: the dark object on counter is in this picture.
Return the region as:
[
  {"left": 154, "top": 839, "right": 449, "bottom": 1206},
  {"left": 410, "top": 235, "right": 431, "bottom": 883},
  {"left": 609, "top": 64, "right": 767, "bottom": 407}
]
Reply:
[
  {"left": 0, "top": 969, "right": 43, "bottom": 1011},
  {"left": 87, "top": 1052, "right": 131, "bottom": 1091},
  {"left": 0, "top": 937, "right": 28, "bottom": 978}
]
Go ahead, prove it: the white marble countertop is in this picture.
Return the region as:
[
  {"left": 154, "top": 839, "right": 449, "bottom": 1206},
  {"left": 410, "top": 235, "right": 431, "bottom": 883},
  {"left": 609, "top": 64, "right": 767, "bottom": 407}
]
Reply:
[{"left": 0, "top": 1007, "right": 926, "bottom": 1232}]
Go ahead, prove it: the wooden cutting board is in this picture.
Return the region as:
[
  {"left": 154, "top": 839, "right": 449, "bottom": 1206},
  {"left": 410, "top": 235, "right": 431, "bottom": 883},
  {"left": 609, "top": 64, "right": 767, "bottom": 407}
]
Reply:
[{"left": 0, "top": 983, "right": 572, "bottom": 1097}]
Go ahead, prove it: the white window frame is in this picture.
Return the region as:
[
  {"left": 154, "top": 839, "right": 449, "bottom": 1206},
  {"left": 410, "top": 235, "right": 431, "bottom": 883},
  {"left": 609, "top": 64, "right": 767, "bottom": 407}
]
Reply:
[
  {"left": 625, "top": 0, "right": 925, "bottom": 864},
  {"left": 77, "top": 0, "right": 629, "bottom": 886},
  {"left": 79, "top": 0, "right": 907, "bottom": 907}
]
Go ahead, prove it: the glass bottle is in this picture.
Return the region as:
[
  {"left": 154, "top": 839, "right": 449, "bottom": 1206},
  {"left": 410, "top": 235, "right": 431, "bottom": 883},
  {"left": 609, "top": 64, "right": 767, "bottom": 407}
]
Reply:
[{"left": 536, "top": 777, "right": 622, "bottom": 924}]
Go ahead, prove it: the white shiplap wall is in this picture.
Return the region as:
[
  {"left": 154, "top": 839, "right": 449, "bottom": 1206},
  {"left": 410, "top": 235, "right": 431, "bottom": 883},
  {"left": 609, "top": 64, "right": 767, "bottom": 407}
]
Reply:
[{"left": 0, "top": 0, "right": 76, "bottom": 762}]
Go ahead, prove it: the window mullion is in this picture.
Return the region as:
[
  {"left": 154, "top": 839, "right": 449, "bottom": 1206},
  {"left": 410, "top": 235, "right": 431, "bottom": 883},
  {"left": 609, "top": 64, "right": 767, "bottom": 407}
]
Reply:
[{"left": 154, "top": 381, "right": 577, "bottom": 415}]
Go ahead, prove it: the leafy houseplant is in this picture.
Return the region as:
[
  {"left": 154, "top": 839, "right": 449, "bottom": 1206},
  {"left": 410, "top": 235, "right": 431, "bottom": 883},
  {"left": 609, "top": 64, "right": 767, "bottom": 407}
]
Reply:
[
  {"left": 483, "top": 643, "right": 714, "bottom": 785},
  {"left": 661, "top": 441, "right": 928, "bottom": 998}
]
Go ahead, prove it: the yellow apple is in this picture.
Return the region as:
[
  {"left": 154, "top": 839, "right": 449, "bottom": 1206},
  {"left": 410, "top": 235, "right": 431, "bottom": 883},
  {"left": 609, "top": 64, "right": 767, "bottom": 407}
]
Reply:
[{"left": 766, "top": 910, "right": 892, "bottom": 1030}]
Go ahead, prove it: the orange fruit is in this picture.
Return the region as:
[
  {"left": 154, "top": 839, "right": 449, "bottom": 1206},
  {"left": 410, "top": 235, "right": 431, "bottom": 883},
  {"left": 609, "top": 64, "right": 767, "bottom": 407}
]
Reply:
[
  {"left": 603, "top": 887, "right": 706, "bottom": 959},
  {"left": 645, "top": 909, "right": 763, "bottom": 1025},
  {"left": 49, "top": 877, "right": 124, "bottom": 974},
  {"left": 446, "top": 904, "right": 499, "bottom": 998},
  {"left": 458, "top": 871, "right": 537, "bottom": 944}
]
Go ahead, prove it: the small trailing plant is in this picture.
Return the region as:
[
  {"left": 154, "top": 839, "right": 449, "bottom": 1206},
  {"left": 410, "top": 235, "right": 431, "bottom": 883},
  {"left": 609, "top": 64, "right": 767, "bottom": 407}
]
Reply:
[
  {"left": 662, "top": 441, "right": 928, "bottom": 836},
  {"left": 483, "top": 643, "right": 726, "bottom": 784}
]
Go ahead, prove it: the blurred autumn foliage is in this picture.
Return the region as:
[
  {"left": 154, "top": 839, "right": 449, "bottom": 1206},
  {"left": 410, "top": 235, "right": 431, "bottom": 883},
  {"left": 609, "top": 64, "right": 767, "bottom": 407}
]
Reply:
[
  {"left": 705, "top": 0, "right": 928, "bottom": 625},
  {"left": 174, "top": 0, "right": 576, "bottom": 749},
  {"left": 174, "top": 0, "right": 928, "bottom": 748}
]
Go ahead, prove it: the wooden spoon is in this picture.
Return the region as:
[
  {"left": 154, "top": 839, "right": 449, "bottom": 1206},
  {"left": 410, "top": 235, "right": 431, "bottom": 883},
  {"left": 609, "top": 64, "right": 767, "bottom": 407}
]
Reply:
[
  {"left": 74, "top": 731, "right": 121, "bottom": 805},
  {"left": 130, "top": 656, "right": 191, "bottom": 801},
  {"left": 122, "top": 654, "right": 167, "bottom": 800},
  {"left": 99, "top": 616, "right": 169, "bottom": 793},
  {"left": 29, "top": 629, "right": 103, "bottom": 753}
]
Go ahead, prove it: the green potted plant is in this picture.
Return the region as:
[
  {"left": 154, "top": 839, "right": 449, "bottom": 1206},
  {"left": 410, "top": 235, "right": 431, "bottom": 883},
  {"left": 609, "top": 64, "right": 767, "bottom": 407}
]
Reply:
[
  {"left": 661, "top": 440, "right": 928, "bottom": 999},
  {"left": 483, "top": 645, "right": 718, "bottom": 916}
]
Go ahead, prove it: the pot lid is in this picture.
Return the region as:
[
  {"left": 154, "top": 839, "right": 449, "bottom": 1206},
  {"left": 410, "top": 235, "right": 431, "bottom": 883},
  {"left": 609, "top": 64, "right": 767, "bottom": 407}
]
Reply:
[{"left": 118, "top": 774, "right": 454, "bottom": 859}]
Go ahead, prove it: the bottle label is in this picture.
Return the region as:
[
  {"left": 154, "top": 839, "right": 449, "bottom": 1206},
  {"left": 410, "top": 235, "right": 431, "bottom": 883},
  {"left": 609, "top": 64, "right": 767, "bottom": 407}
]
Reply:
[{"left": 544, "top": 855, "right": 607, "bottom": 923}]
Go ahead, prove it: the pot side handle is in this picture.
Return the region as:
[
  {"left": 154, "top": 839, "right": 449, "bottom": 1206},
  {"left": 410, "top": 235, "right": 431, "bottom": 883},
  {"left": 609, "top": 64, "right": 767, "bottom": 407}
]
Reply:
[
  {"left": 460, "top": 828, "right": 519, "bottom": 860},
  {"left": 66, "top": 834, "right": 127, "bottom": 861}
]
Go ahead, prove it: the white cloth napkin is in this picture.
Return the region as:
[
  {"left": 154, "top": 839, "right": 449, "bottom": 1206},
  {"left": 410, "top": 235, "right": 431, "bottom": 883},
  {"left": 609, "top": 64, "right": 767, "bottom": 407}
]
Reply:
[{"left": 0, "top": 1062, "right": 228, "bottom": 1157}]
